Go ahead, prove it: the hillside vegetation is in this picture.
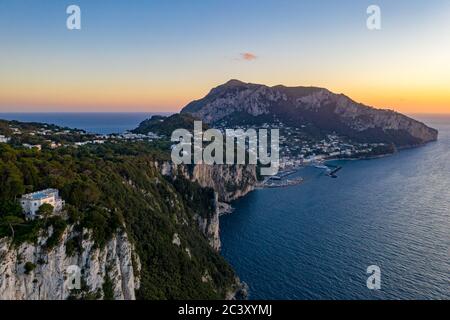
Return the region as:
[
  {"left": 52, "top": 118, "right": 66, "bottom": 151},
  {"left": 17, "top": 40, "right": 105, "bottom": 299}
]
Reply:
[{"left": 0, "top": 121, "right": 237, "bottom": 299}]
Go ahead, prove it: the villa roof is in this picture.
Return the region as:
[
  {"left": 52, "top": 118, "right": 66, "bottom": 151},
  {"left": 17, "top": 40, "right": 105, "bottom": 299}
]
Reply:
[{"left": 21, "top": 189, "right": 59, "bottom": 201}]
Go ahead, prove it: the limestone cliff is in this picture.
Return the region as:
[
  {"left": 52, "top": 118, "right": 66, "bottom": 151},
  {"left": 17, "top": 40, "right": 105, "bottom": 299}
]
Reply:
[
  {"left": 195, "top": 192, "right": 221, "bottom": 251},
  {"left": 157, "top": 161, "right": 257, "bottom": 251},
  {"left": 0, "top": 226, "right": 140, "bottom": 300},
  {"left": 159, "top": 162, "right": 257, "bottom": 202}
]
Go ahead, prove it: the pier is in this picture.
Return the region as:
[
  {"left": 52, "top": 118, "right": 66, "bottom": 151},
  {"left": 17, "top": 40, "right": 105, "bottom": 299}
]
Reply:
[
  {"left": 264, "top": 177, "right": 304, "bottom": 188},
  {"left": 261, "top": 169, "right": 303, "bottom": 188}
]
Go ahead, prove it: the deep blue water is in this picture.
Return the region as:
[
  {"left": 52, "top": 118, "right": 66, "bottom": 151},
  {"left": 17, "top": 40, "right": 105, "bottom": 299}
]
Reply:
[
  {"left": 0, "top": 113, "right": 172, "bottom": 134},
  {"left": 221, "top": 115, "right": 450, "bottom": 300}
]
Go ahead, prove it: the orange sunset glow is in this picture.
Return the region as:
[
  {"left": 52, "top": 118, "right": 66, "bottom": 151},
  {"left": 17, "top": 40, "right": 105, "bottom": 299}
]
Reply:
[{"left": 0, "top": 1, "right": 449, "bottom": 114}]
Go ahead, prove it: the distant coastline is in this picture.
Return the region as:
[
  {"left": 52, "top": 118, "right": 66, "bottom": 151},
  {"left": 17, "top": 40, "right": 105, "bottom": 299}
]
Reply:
[{"left": 0, "top": 112, "right": 174, "bottom": 135}]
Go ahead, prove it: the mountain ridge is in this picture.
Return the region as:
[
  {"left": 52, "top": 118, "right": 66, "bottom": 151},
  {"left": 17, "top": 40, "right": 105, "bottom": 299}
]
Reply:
[{"left": 181, "top": 80, "right": 438, "bottom": 147}]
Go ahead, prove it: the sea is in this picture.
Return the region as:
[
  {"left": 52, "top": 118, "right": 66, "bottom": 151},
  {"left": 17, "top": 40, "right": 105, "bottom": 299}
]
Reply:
[
  {"left": 221, "top": 115, "right": 450, "bottom": 300},
  {"left": 1, "top": 112, "right": 448, "bottom": 299},
  {"left": 0, "top": 113, "right": 172, "bottom": 135}
]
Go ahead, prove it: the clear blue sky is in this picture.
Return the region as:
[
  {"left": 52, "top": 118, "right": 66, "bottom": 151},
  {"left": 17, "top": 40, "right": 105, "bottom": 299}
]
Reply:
[{"left": 0, "top": 0, "right": 449, "bottom": 113}]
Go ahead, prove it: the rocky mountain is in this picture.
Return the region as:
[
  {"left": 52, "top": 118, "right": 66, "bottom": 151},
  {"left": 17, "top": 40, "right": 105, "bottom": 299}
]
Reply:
[{"left": 181, "top": 80, "right": 438, "bottom": 147}]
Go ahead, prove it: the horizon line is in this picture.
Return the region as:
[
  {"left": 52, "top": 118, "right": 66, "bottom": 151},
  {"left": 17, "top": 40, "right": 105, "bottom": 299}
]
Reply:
[{"left": 0, "top": 111, "right": 449, "bottom": 116}]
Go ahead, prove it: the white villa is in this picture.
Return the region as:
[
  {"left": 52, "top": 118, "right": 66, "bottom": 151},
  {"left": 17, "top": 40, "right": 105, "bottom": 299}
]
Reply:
[
  {"left": 20, "top": 189, "right": 65, "bottom": 220},
  {"left": 0, "top": 135, "right": 10, "bottom": 143},
  {"left": 22, "top": 143, "right": 42, "bottom": 151}
]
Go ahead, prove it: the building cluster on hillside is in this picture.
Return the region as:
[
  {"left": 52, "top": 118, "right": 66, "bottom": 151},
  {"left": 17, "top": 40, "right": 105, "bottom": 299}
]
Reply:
[
  {"left": 119, "top": 131, "right": 161, "bottom": 140},
  {"left": 0, "top": 122, "right": 163, "bottom": 150},
  {"left": 279, "top": 133, "right": 387, "bottom": 169},
  {"left": 10, "top": 127, "right": 22, "bottom": 135},
  {"left": 74, "top": 140, "right": 105, "bottom": 147},
  {"left": 76, "top": 131, "right": 162, "bottom": 145},
  {"left": 216, "top": 122, "right": 389, "bottom": 170}
]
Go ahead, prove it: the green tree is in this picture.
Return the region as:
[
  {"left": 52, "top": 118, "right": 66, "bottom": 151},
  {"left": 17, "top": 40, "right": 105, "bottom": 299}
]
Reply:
[
  {"left": 0, "top": 162, "right": 25, "bottom": 200},
  {"left": 0, "top": 200, "right": 23, "bottom": 217},
  {"left": 37, "top": 203, "right": 54, "bottom": 221},
  {"left": 0, "top": 215, "right": 25, "bottom": 239},
  {"left": 102, "top": 274, "right": 115, "bottom": 300},
  {"left": 63, "top": 180, "right": 100, "bottom": 210},
  {"left": 66, "top": 205, "right": 83, "bottom": 224}
]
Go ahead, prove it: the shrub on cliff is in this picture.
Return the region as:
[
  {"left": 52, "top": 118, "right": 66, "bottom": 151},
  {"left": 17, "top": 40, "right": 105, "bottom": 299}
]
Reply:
[{"left": 24, "top": 262, "right": 36, "bottom": 274}]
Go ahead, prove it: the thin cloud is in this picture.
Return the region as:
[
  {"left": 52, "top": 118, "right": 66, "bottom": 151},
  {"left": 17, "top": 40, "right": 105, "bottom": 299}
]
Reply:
[{"left": 240, "top": 52, "right": 257, "bottom": 61}]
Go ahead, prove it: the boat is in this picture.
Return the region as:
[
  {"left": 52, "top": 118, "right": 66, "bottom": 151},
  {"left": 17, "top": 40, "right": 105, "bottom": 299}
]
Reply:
[{"left": 313, "top": 163, "right": 329, "bottom": 170}]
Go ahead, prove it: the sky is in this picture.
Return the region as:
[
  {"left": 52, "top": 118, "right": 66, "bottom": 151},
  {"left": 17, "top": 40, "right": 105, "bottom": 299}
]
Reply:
[{"left": 0, "top": 0, "right": 449, "bottom": 114}]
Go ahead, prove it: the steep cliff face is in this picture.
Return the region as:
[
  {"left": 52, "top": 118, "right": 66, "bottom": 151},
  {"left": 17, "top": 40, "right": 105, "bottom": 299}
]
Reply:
[
  {"left": 188, "top": 164, "right": 257, "bottom": 202},
  {"left": 159, "top": 162, "right": 257, "bottom": 202},
  {"left": 195, "top": 192, "right": 221, "bottom": 251},
  {"left": 157, "top": 161, "right": 257, "bottom": 251},
  {"left": 0, "top": 226, "right": 140, "bottom": 300},
  {"left": 182, "top": 80, "right": 438, "bottom": 147}
]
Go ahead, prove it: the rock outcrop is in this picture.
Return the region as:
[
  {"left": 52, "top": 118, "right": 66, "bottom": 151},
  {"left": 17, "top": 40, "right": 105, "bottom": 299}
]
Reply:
[
  {"left": 157, "top": 161, "right": 257, "bottom": 251},
  {"left": 0, "top": 226, "right": 140, "bottom": 300},
  {"left": 195, "top": 192, "right": 222, "bottom": 251},
  {"left": 159, "top": 161, "right": 257, "bottom": 202}
]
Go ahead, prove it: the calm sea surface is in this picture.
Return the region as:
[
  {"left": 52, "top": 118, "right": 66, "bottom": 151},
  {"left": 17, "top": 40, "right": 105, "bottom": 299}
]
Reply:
[
  {"left": 0, "top": 113, "right": 172, "bottom": 134},
  {"left": 221, "top": 115, "right": 450, "bottom": 300}
]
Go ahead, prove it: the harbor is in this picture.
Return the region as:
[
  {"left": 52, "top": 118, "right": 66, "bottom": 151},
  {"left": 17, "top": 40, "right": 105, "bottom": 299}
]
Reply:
[
  {"left": 264, "top": 177, "right": 304, "bottom": 188},
  {"left": 312, "top": 161, "right": 343, "bottom": 178},
  {"left": 260, "top": 161, "right": 344, "bottom": 189},
  {"left": 260, "top": 168, "right": 304, "bottom": 188}
]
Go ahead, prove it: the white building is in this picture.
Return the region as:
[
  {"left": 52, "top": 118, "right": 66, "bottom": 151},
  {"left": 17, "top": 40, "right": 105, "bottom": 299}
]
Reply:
[
  {"left": 23, "top": 144, "right": 42, "bottom": 151},
  {"left": 0, "top": 135, "right": 10, "bottom": 143},
  {"left": 74, "top": 141, "right": 89, "bottom": 146},
  {"left": 20, "top": 189, "right": 65, "bottom": 220},
  {"left": 49, "top": 141, "right": 62, "bottom": 149}
]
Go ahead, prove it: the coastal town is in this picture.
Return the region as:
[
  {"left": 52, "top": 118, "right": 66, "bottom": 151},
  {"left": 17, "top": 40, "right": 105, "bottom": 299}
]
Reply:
[
  {"left": 215, "top": 122, "right": 395, "bottom": 170},
  {"left": 0, "top": 119, "right": 394, "bottom": 172}
]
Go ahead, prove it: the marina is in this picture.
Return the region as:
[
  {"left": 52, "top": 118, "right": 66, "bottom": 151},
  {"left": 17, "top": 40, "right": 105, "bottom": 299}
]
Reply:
[
  {"left": 264, "top": 177, "right": 304, "bottom": 188},
  {"left": 312, "top": 161, "right": 343, "bottom": 178},
  {"left": 261, "top": 161, "right": 344, "bottom": 189},
  {"left": 260, "top": 169, "right": 301, "bottom": 188}
]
